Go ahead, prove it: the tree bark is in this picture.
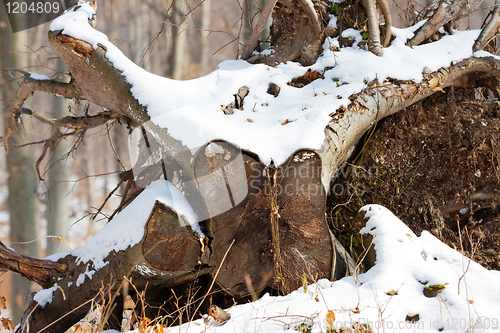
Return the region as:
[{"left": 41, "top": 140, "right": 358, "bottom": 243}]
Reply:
[{"left": 168, "top": 0, "right": 190, "bottom": 79}]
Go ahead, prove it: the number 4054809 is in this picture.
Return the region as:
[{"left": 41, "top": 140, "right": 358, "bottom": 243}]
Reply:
[{"left": 5, "top": 1, "right": 60, "bottom": 14}]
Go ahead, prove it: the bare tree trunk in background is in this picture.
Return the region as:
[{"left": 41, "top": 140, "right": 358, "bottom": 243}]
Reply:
[
  {"left": 45, "top": 60, "right": 71, "bottom": 256},
  {"left": 128, "top": 0, "right": 149, "bottom": 68},
  {"left": 0, "top": 10, "right": 40, "bottom": 322},
  {"left": 200, "top": 0, "right": 211, "bottom": 74},
  {"left": 258, "top": 0, "right": 271, "bottom": 49},
  {"left": 80, "top": 134, "right": 95, "bottom": 236},
  {"left": 106, "top": 0, "right": 130, "bottom": 183},
  {"left": 168, "top": 0, "right": 189, "bottom": 79}
]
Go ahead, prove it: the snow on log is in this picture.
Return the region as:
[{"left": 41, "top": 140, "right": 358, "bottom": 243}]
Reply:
[
  {"left": 46, "top": 4, "right": 500, "bottom": 189},
  {"left": 4, "top": 2, "right": 500, "bottom": 331},
  {"left": 14, "top": 181, "right": 206, "bottom": 333}
]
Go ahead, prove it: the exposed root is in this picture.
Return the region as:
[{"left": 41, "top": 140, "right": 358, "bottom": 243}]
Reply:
[
  {"left": 473, "top": 0, "right": 500, "bottom": 52},
  {"left": 363, "top": 0, "right": 383, "bottom": 56},
  {"left": 407, "top": 0, "right": 469, "bottom": 47},
  {"left": 249, "top": 0, "right": 326, "bottom": 65},
  {"left": 321, "top": 56, "right": 500, "bottom": 190},
  {"left": 31, "top": 111, "right": 123, "bottom": 180},
  {"left": 1, "top": 68, "right": 129, "bottom": 182},
  {"left": 297, "top": 0, "right": 321, "bottom": 35},
  {"left": 377, "top": 0, "right": 392, "bottom": 47},
  {"left": 0, "top": 69, "right": 83, "bottom": 152}
]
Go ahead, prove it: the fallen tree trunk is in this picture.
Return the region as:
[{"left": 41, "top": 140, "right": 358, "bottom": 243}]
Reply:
[
  {"left": 14, "top": 200, "right": 208, "bottom": 333},
  {"left": 9, "top": 144, "right": 353, "bottom": 332}
]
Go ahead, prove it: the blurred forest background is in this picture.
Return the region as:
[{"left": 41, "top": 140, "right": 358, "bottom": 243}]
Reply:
[{"left": 0, "top": 0, "right": 495, "bottom": 325}]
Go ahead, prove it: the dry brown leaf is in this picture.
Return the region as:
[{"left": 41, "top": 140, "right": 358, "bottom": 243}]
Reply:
[
  {"left": 297, "top": 68, "right": 322, "bottom": 82},
  {"left": 325, "top": 310, "right": 336, "bottom": 328},
  {"left": 281, "top": 119, "right": 293, "bottom": 125},
  {"left": 209, "top": 304, "right": 231, "bottom": 325},
  {"left": 247, "top": 118, "right": 253, "bottom": 123},
  {"left": 139, "top": 317, "right": 152, "bottom": 333},
  {"left": 429, "top": 76, "right": 440, "bottom": 90},
  {"left": 1, "top": 317, "right": 15, "bottom": 331}
]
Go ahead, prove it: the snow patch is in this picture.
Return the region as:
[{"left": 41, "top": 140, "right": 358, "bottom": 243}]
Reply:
[
  {"left": 29, "top": 72, "right": 50, "bottom": 80},
  {"left": 33, "top": 284, "right": 58, "bottom": 308},
  {"left": 76, "top": 265, "right": 96, "bottom": 287}
]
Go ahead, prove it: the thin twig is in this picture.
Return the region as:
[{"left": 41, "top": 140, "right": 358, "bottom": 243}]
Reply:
[{"left": 191, "top": 239, "right": 235, "bottom": 320}]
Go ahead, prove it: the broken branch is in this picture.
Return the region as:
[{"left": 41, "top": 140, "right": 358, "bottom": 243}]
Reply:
[{"left": 0, "top": 241, "right": 67, "bottom": 288}]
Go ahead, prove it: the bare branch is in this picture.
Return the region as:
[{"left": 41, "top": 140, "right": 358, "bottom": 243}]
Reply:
[{"left": 473, "top": 0, "right": 500, "bottom": 52}]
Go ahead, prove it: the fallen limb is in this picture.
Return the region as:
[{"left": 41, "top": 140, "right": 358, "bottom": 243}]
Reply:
[
  {"left": 0, "top": 242, "right": 67, "bottom": 288},
  {"left": 13, "top": 200, "right": 208, "bottom": 333}
]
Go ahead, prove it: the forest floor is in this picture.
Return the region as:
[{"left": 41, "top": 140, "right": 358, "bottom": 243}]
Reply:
[{"left": 328, "top": 87, "right": 500, "bottom": 271}]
